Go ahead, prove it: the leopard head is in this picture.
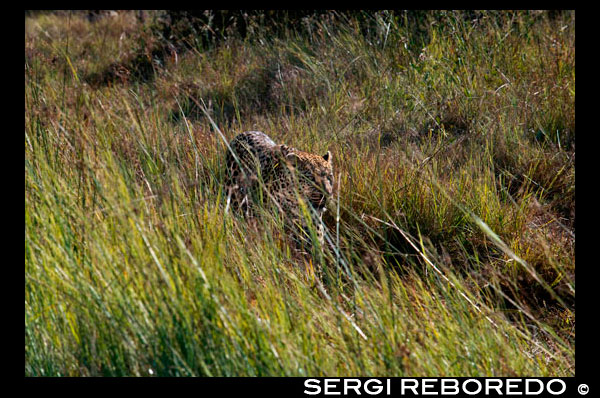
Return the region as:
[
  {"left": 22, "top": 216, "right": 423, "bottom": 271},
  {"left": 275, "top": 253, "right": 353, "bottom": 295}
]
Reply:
[{"left": 280, "top": 145, "right": 334, "bottom": 210}]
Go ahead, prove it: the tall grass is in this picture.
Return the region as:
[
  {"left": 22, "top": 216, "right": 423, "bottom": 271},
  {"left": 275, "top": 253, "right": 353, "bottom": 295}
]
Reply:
[{"left": 25, "top": 10, "right": 574, "bottom": 376}]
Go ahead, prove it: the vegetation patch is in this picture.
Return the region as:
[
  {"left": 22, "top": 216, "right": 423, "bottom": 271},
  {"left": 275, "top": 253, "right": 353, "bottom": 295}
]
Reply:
[{"left": 25, "top": 10, "right": 574, "bottom": 376}]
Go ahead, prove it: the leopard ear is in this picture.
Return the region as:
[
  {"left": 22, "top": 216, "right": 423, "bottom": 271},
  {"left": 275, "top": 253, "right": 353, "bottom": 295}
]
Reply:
[
  {"left": 279, "top": 144, "right": 290, "bottom": 155},
  {"left": 323, "top": 151, "right": 332, "bottom": 162},
  {"left": 284, "top": 150, "right": 301, "bottom": 167},
  {"left": 285, "top": 151, "right": 300, "bottom": 160}
]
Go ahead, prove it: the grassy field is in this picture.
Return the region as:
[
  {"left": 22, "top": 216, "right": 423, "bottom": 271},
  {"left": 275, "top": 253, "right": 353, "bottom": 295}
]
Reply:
[{"left": 25, "top": 10, "right": 575, "bottom": 376}]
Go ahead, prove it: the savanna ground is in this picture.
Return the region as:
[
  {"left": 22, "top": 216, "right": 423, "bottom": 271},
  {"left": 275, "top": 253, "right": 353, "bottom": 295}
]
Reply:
[{"left": 25, "top": 10, "right": 575, "bottom": 376}]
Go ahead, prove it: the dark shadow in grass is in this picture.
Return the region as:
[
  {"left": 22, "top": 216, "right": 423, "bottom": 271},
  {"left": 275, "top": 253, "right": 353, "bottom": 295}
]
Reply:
[
  {"left": 83, "top": 10, "right": 331, "bottom": 89},
  {"left": 528, "top": 122, "right": 575, "bottom": 152},
  {"left": 168, "top": 88, "right": 236, "bottom": 127},
  {"left": 168, "top": 65, "right": 275, "bottom": 127},
  {"left": 168, "top": 61, "right": 319, "bottom": 127},
  {"left": 420, "top": 110, "right": 472, "bottom": 140},
  {"left": 85, "top": 49, "right": 163, "bottom": 87}
]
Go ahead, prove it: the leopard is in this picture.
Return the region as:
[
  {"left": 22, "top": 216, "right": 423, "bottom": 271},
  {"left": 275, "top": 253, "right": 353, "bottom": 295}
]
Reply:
[{"left": 224, "top": 131, "right": 334, "bottom": 250}]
